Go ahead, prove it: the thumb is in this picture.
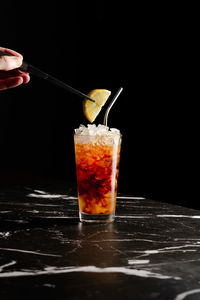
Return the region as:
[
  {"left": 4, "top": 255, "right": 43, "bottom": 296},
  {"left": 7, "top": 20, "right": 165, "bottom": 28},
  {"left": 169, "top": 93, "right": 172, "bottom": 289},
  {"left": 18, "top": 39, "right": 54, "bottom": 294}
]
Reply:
[{"left": 0, "top": 55, "right": 23, "bottom": 71}]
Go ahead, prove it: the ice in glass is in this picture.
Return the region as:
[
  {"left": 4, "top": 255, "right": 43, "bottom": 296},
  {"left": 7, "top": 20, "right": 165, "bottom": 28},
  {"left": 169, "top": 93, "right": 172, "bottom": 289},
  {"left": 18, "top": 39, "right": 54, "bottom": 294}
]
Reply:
[{"left": 74, "top": 124, "right": 121, "bottom": 223}]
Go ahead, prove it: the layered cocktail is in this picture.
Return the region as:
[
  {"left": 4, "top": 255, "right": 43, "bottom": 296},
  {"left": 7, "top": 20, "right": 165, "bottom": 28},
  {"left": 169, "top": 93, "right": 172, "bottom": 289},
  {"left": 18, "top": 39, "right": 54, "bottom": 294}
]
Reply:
[{"left": 74, "top": 124, "right": 121, "bottom": 223}]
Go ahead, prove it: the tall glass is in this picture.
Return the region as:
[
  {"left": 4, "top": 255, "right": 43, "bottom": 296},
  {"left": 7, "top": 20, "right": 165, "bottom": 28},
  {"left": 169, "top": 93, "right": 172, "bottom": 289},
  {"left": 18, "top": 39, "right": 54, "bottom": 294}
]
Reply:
[{"left": 74, "top": 131, "right": 121, "bottom": 223}]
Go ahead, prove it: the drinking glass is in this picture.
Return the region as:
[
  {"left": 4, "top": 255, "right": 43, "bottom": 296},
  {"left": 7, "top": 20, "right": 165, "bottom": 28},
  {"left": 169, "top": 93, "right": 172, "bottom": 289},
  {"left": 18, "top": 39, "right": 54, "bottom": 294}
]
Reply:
[{"left": 74, "top": 133, "right": 121, "bottom": 223}]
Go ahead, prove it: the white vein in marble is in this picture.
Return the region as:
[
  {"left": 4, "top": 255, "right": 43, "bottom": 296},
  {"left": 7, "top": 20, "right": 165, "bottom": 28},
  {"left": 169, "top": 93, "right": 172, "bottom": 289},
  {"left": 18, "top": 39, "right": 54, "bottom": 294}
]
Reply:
[
  {"left": 174, "top": 289, "right": 200, "bottom": 300},
  {"left": 0, "top": 201, "right": 61, "bottom": 207},
  {"left": 0, "top": 248, "right": 61, "bottom": 257},
  {"left": 117, "top": 196, "right": 145, "bottom": 199},
  {"left": 128, "top": 259, "right": 150, "bottom": 265},
  {"left": 0, "top": 232, "right": 10, "bottom": 238},
  {"left": 0, "top": 261, "right": 16, "bottom": 272},
  {"left": 129, "top": 244, "right": 200, "bottom": 256},
  {"left": 27, "top": 189, "right": 77, "bottom": 200},
  {"left": 40, "top": 216, "right": 79, "bottom": 219},
  {"left": 157, "top": 214, "right": 200, "bottom": 218},
  {"left": 117, "top": 215, "right": 152, "bottom": 219},
  {"left": 43, "top": 283, "right": 56, "bottom": 288},
  {"left": 0, "top": 265, "right": 181, "bottom": 280}
]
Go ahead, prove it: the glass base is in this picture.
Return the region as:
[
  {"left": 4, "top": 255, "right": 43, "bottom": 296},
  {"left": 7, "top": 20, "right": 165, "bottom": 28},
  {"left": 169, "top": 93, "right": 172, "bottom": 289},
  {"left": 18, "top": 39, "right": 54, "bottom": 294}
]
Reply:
[{"left": 79, "top": 212, "right": 115, "bottom": 223}]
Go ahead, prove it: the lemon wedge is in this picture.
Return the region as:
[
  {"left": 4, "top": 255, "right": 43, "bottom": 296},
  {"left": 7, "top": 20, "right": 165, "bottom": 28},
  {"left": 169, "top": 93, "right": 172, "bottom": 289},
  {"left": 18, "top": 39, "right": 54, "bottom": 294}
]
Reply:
[{"left": 83, "top": 89, "right": 111, "bottom": 123}]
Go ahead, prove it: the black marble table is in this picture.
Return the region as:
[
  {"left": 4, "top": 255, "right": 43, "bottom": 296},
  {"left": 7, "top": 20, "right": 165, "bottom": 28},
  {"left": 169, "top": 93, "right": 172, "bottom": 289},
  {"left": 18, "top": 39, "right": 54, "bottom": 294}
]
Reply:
[{"left": 1, "top": 185, "right": 200, "bottom": 300}]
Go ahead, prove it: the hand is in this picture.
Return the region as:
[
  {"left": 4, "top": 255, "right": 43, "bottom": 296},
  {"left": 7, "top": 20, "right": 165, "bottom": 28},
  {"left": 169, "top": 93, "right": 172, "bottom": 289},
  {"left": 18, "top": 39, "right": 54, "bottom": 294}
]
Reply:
[{"left": 0, "top": 47, "right": 30, "bottom": 90}]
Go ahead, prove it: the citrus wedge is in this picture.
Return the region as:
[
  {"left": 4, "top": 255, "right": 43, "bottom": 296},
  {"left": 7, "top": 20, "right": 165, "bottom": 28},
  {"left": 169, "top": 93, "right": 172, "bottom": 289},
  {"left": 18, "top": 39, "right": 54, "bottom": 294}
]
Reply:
[{"left": 83, "top": 89, "right": 111, "bottom": 123}]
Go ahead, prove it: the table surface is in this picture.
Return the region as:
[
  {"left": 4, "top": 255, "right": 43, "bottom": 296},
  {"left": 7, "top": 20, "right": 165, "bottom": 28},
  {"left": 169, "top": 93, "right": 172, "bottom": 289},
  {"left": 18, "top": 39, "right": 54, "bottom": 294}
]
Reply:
[{"left": 1, "top": 185, "right": 200, "bottom": 300}]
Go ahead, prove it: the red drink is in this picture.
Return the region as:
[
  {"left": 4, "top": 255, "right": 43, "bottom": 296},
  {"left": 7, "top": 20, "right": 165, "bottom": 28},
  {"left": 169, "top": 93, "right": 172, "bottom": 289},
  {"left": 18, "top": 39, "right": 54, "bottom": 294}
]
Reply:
[{"left": 74, "top": 125, "right": 121, "bottom": 223}]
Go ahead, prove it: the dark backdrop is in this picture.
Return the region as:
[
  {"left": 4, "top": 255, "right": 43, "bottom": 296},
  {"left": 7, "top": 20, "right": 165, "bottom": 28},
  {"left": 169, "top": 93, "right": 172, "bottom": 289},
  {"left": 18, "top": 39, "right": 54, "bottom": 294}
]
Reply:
[{"left": 0, "top": 2, "right": 196, "bottom": 207}]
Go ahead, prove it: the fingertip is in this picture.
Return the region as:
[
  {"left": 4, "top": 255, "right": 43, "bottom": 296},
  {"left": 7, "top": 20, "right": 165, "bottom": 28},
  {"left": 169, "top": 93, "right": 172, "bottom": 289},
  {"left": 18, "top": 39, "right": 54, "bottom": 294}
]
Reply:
[
  {"left": 23, "top": 73, "right": 30, "bottom": 84},
  {"left": 16, "top": 76, "right": 24, "bottom": 85},
  {"left": 14, "top": 56, "right": 23, "bottom": 68}
]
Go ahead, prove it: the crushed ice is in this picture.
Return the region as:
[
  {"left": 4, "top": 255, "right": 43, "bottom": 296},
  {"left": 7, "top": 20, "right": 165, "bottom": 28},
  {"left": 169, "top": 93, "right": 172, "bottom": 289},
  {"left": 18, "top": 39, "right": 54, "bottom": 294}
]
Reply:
[
  {"left": 74, "top": 124, "right": 121, "bottom": 145},
  {"left": 74, "top": 124, "right": 120, "bottom": 136}
]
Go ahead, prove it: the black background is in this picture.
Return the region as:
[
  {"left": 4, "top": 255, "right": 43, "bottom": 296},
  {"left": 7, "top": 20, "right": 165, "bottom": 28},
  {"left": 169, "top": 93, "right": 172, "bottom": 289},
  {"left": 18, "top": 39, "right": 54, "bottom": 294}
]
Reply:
[{"left": 0, "top": 2, "right": 197, "bottom": 207}]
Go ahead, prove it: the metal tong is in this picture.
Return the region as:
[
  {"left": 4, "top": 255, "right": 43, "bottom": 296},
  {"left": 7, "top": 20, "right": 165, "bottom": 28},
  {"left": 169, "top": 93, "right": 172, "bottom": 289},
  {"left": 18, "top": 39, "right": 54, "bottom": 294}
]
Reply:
[{"left": 0, "top": 51, "right": 95, "bottom": 102}]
